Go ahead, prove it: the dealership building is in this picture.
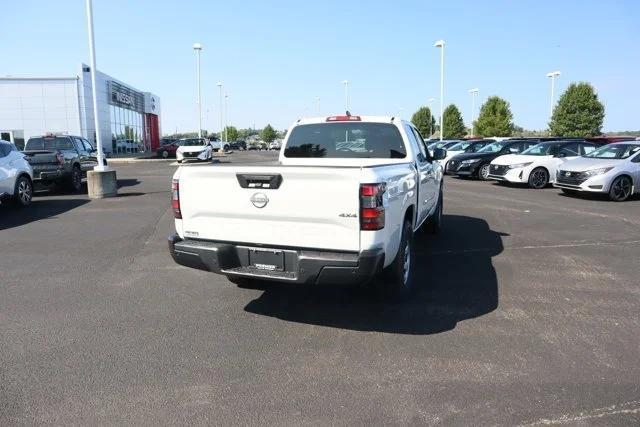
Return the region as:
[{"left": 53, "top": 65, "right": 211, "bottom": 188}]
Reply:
[{"left": 0, "top": 64, "right": 161, "bottom": 155}]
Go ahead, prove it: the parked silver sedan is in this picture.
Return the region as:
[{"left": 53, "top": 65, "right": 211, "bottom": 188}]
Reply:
[{"left": 554, "top": 142, "right": 640, "bottom": 201}]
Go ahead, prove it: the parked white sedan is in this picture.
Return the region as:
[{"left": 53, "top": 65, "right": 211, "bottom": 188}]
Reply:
[
  {"left": 488, "top": 140, "right": 599, "bottom": 188},
  {"left": 176, "top": 138, "right": 213, "bottom": 163},
  {"left": 554, "top": 142, "right": 640, "bottom": 201},
  {"left": 0, "top": 140, "right": 33, "bottom": 207}
]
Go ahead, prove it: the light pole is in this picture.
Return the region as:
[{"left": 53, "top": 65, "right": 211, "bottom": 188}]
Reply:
[
  {"left": 428, "top": 97, "right": 435, "bottom": 137},
  {"left": 193, "top": 42, "right": 203, "bottom": 139},
  {"left": 217, "top": 82, "right": 223, "bottom": 143},
  {"left": 316, "top": 96, "right": 320, "bottom": 115},
  {"left": 434, "top": 40, "right": 445, "bottom": 141},
  {"left": 84, "top": 0, "right": 106, "bottom": 172},
  {"left": 468, "top": 88, "right": 479, "bottom": 137},
  {"left": 546, "top": 71, "right": 561, "bottom": 120},
  {"left": 224, "top": 94, "right": 229, "bottom": 142},
  {"left": 342, "top": 80, "right": 349, "bottom": 112}
]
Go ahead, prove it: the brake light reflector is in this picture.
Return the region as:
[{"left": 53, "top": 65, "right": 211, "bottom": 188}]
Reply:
[
  {"left": 326, "top": 115, "right": 361, "bottom": 122},
  {"left": 171, "top": 179, "right": 182, "bottom": 219},
  {"left": 360, "top": 183, "right": 385, "bottom": 230}
]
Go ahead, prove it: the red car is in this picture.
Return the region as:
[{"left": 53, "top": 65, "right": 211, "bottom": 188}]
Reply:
[
  {"left": 157, "top": 139, "right": 180, "bottom": 158},
  {"left": 586, "top": 136, "right": 637, "bottom": 145}
]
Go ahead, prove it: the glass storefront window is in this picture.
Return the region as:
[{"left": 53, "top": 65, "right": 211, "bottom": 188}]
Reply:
[
  {"left": 110, "top": 99, "right": 145, "bottom": 155},
  {"left": 109, "top": 105, "right": 144, "bottom": 155}
]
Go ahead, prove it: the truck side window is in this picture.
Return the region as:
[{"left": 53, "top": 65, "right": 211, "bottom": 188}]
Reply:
[
  {"left": 411, "top": 127, "right": 431, "bottom": 161},
  {"left": 73, "top": 137, "right": 85, "bottom": 152},
  {"left": 404, "top": 124, "right": 427, "bottom": 162}
]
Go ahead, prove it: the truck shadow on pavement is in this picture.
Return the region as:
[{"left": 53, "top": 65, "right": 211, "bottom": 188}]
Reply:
[
  {"left": 0, "top": 199, "right": 89, "bottom": 231},
  {"left": 243, "top": 215, "right": 505, "bottom": 335}
]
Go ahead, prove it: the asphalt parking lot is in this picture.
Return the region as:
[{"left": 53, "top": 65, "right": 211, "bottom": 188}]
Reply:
[{"left": 1, "top": 151, "right": 639, "bottom": 425}]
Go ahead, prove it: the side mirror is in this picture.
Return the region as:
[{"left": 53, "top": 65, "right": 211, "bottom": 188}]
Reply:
[
  {"left": 509, "top": 147, "right": 519, "bottom": 153},
  {"left": 556, "top": 152, "right": 566, "bottom": 158},
  {"left": 432, "top": 148, "right": 447, "bottom": 161}
]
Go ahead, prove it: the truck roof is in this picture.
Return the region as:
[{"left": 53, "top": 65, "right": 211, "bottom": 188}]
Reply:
[{"left": 294, "top": 115, "right": 403, "bottom": 126}]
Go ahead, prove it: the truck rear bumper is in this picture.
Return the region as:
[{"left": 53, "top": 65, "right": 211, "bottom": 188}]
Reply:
[{"left": 168, "top": 234, "right": 384, "bottom": 285}]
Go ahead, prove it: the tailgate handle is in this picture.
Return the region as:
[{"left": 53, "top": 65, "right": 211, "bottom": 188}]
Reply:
[{"left": 236, "top": 174, "right": 283, "bottom": 189}]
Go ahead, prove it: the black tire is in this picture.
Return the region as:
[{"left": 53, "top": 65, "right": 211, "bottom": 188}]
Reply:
[
  {"left": 177, "top": 159, "right": 182, "bottom": 164},
  {"left": 478, "top": 163, "right": 491, "bottom": 180},
  {"left": 67, "top": 165, "right": 83, "bottom": 193},
  {"left": 12, "top": 175, "right": 33, "bottom": 207},
  {"left": 378, "top": 220, "right": 414, "bottom": 299},
  {"left": 424, "top": 187, "right": 443, "bottom": 234},
  {"left": 161, "top": 150, "right": 169, "bottom": 158},
  {"left": 609, "top": 175, "right": 633, "bottom": 202},
  {"left": 528, "top": 167, "right": 549, "bottom": 189},
  {"left": 561, "top": 188, "right": 578, "bottom": 196}
]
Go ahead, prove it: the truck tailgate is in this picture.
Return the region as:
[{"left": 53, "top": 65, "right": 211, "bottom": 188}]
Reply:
[{"left": 178, "top": 166, "right": 362, "bottom": 252}]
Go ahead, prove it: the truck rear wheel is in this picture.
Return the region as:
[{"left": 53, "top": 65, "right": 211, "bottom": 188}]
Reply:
[
  {"left": 378, "top": 219, "right": 414, "bottom": 299},
  {"left": 67, "top": 165, "right": 83, "bottom": 193}
]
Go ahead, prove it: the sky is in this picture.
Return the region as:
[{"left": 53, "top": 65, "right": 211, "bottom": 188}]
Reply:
[{"left": 3, "top": 0, "right": 640, "bottom": 133}]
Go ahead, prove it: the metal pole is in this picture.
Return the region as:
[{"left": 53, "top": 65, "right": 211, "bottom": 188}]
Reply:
[
  {"left": 343, "top": 80, "right": 349, "bottom": 111},
  {"left": 439, "top": 45, "right": 444, "bottom": 141},
  {"left": 217, "top": 82, "right": 223, "bottom": 143},
  {"left": 224, "top": 94, "right": 228, "bottom": 142},
  {"left": 549, "top": 76, "right": 555, "bottom": 120},
  {"left": 85, "top": 0, "right": 106, "bottom": 171},
  {"left": 428, "top": 97, "right": 435, "bottom": 138},
  {"left": 198, "top": 50, "right": 202, "bottom": 138},
  {"left": 317, "top": 96, "right": 320, "bottom": 114},
  {"left": 471, "top": 93, "right": 475, "bottom": 136}
]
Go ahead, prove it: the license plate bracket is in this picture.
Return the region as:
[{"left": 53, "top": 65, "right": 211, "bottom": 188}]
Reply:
[{"left": 248, "top": 248, "right": 284, "bottom": 271}]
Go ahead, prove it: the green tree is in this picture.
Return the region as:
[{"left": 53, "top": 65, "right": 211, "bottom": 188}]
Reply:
[
  {"left": 549, "top": 82, "right": 605, "bottom": 137},
  {"left": 474, "top": 96, "right": 514, "bottom": 137},
  {"left": 411, "top": 106, "right": 436, "bottom": 138},
  {"left": 224, "top": 126, "right": 239, "bottom": 141},
  {"left": 442, "top": 104, "right": 466, "bottom": 139},
  {"left": 261, "top": 124, "right": 277, "bottom": 143}
]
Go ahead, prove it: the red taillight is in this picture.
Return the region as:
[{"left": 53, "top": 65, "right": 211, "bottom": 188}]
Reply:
[
  {"left": 360, "top": 183, "right": 385, "bottom": 230},
  {"left": 326, "top": 115, "right": 361, "bottom": 122},
  {"left": 171, "top": 179, "right": 181, "bottom": 219}
]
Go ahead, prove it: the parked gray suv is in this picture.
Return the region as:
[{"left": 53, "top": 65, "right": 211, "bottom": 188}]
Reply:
[{"left": 23, "top": 135, "right": 106, "bottom": 192}]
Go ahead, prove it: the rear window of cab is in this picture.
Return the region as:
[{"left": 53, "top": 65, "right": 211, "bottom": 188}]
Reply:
[{"left": 284, "top": 123, "right": 406, "bottom": 159}]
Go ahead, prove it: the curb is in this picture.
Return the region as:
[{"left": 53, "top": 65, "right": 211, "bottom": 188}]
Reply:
[{"left": 107, "top": 158, "right": 175, "bottom": 164}]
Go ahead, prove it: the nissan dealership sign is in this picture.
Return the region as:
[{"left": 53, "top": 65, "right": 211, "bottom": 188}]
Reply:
[{"left": 108, "top": 81, "right": 143, "bottom": 112}]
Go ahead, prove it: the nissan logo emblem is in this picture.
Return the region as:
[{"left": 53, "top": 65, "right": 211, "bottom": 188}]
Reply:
[{"left": 250, "top": 192, "right": 269, "bottom": 208}]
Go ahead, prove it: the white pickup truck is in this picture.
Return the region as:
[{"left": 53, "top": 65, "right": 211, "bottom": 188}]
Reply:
[{"left": 169, "top": 115, "right": 447, "bottom": 297}]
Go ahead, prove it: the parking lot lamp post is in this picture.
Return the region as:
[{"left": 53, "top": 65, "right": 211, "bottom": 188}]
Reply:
[
  {"left": 434, "top": 40, "right": 445, "bottom": 141},
  {"left": 193, "top": 43, "right": 203, "bottom": 139},
  {"left": 224, "top": 94, "right": 229, "bottom": 142},
  {"left": 546, "top": 71, "right": 561, "bottom": 121},
  {"left": 468, "top": 88, "right": 479, "bottom": 137},
  {"left": 428, "top": 97, "right": 435, "bottom": 137},
  {"left": 217, "top": 82, "right": 223, "bottom": 143},
  {"left": 84, "top": 0, "right": 106, "bottom": 172},
  {"left": 342, "top": 80, "right": 349, "bottom": 112},
  {"left": 316, "top": 96, "right": 320, "bottom": 115}
]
